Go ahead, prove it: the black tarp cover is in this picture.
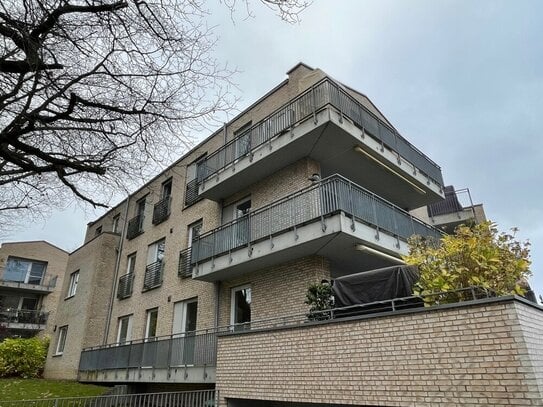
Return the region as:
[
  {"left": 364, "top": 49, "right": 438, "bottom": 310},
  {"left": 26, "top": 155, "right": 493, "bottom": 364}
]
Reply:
[{"left": 332, "top": 265, "right": 419, "bottom": 307}]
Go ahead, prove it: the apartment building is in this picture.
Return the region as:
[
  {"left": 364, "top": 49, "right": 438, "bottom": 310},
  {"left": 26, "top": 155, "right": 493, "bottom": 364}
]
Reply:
[
  {"left": 0, "top": 241, "right": 68, "bottom": 339},
  {"left": 44, "top": 63, "right": 543, "bottom": 406}
]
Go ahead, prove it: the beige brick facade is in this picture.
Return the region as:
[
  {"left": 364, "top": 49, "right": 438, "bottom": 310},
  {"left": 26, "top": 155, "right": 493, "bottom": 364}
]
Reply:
[
  {"left": 44, "top": 232, "right": 119, "bottom": 379},
  {"left": 216, "top": 298, "right": 543, "bottom": 407},
  {"left": 0, "top": 241, "right": 69, "bottom": 338}
]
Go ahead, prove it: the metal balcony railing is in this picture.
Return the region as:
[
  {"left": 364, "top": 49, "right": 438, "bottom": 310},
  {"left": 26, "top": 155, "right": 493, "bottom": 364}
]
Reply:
[
  {"left": 0, "top": 309, "right": 48, "bottom": 325},
  {"left": 79, "top": 328, "right": 224, "bottom": 372},
  {"left": 191, "top": 175, "right": 443, "bottom": 265},
  {"left": 196, "top": 78, "right": 443, "bottom": 189},
  {"left": 117, "top": 272, "right": 135, "bottom": 300},
  {"left": 427, "top": 186, "right": 475, "bottom": 218},
  {"left": 185, "top": 178, "right": 200, "bottom": 206},
  {"left": 126, "top": 214, "right": 144, "bottom": 240},
  {"left": 152, "top": 196, "right": 172, "bottom": 225},
  {"left": 178, "top": 248, "right": 193, "bottom": 278},
  {"left": 143, "top": 260, "right": 163, "bottom": 291},
  {"left": 0, "top": 390, "right": 217, "bottom": 407}
]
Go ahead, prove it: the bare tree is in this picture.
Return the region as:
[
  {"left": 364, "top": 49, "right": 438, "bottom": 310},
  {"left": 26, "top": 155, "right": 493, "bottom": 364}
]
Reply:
[{"left": 0, "top": 0, "right": 309, "bottom": 234}]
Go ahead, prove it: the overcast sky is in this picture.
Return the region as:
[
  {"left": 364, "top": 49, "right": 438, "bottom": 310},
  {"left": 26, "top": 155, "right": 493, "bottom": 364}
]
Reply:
[{"left": 7, "top": 0, "right": 543, "bottom": 294}]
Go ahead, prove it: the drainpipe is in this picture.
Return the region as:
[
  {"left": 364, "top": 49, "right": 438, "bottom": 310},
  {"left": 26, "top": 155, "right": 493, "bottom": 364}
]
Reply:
[
  {"left": 102, "top": 196, "right": 130, "bottom": 345},
  {"left": 214, "top": 281, "right": 221, "bottom": 328}
]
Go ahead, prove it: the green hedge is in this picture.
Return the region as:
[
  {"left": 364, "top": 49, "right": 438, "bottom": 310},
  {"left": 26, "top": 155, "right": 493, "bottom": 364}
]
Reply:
[{"left": 0, "top": 337, "right": 49, "bottom": 378}]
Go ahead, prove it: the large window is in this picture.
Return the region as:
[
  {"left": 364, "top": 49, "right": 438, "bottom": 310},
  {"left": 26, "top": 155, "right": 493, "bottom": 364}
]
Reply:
[
  {"left": 117, "top": 315, "right": 133, "bottom": 344},
  {"left": 145, "top": 308, "right": 158, "bottom": 339},
  {"left": 67, "top": 271, "right": 79, "bottom": 298},
  {"left": 126, "top": 253, "right": 136, "bottom": 275},
  {"left": 55, "top": 326, "right": 68, "bottom": 355},
  {"left": 231, "top": 285, "right": 251, "bottom": 329},
  {"left": 3, "top": 257, "right": 47, "bottom": 285},
  {"left": 184, "top": 154, "right": 206, "bottom": 206},
  {"left": 173, "top": 298, "right": 198, "bottom": 335}
]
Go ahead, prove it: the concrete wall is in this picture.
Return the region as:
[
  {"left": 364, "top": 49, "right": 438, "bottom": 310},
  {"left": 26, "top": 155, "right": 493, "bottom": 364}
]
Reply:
[
  {"left": 216, "top": 298, "right": 543, "bottom": 407},
  {"left": 0, "top": 241, "right": 69, "bottom": 338},
  {"left": 44, "top": 233, "right": 119, "bottom": 379}
]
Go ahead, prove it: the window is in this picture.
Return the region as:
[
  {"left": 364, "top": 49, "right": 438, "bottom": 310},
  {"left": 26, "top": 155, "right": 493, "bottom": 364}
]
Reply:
[
  {"left": 3, "top": 257, "right": 47, "bottom": 285},
  {"left": 145, "top": 308, "right": 158, "bottom": 339},
  {"left": 95, "top": 226, "right": 102, "bottom": 236},
  {"left": 126, "top": 253, "right": 136, "bottom": 275},
  {"left": 112, "top": 215, "right": 120, "bottom": 233},
  {"left": 55, "top": 326, "right": 68, "bottom": 355},
  {"left": 231, "top": 285, "right": 251, "bottom": 329},
  {"left": 67, "top": 271, "right": 79, "bottom": 298},
  {"left": 117, "top": 315, "right": 133, "bottom": 344},
  {"left": 184, "top": 154, "right": 206, "bottom": 206},
  {"left": 162, "top": 179, "right": 172, "bottom": 199},
  {"left": 187, "top": 220, "right": 203, "bottom": 248},
  {"left": 136, "top": 197, "right": 146, "bottom": 218},
  {"left": 173, "top": 298, "right": 198, "bottom": 335},
  {"left": 147, "top": 239, "right": 165, "bottom": 265}
]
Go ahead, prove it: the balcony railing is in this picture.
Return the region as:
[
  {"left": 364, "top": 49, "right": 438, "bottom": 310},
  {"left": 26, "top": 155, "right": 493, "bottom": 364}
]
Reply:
[
  {"left": 117, "top": 272, "right": 135, "bottom": 300},
  {"left": 178, "top": 248, "right": 192, "bottom": 278},
  {"left": 0, "top": 275, "right": 57, "bottom": 290},
  {"left": 191, "top": 175, "right": 443, "bottom": 265},
  {"left": 197, "top": 78, "right": 443, "bottom": 189},
  {"left": 185, "top": 179, "right": 200, "bottom": 206},
  {"left": 427, "top": 186, "right": 475, "bottom": 218},
  {"left": 126, "top": 214, "right": 144, "bottom": 240},
  {"left": 79, "top": 328, "right": 223, "bottom": 372},
  {"left": 143, "top": 260, "right": 163, "bottom": 291},
  {"left": 152, "top": 196, "right": 172, "bottom": 225},
  {"left": 0, "top": 309, "right": 48, "bottom": 325}
]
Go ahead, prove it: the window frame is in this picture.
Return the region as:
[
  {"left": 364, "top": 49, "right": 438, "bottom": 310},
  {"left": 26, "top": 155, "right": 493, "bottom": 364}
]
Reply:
[
  {"left": 3, "top": 256, "right": 47, "bottom": 285},
  {"left": 55, "top": 325, "right": 68, "bottom": 355},
  {"left": 230, "top": 284, "right": 252, "bottom": 328},
  {"left": 116, "top": 314, "right": 133, "bottom": 344},
  {"left": 145, "top": 308, "right": 159, "bottom": 339},
  {"left": 66, "top": 270, "right": 79, "bottom": 298}
]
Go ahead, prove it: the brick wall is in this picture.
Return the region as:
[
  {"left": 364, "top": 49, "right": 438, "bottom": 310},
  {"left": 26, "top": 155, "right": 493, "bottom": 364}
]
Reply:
[
  {"left": 216, "top": 298, "right": 543, "bottom": 406},
  {"left": 44, "top": 233, "right": 119, "bottom": 379},
  {"left": 218, "top": 255, "right": 330, "bottom": 327}
]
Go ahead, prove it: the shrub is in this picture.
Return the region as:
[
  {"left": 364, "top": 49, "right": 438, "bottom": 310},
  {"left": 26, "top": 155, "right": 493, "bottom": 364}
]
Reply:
[
  {"left": 404, "top": 221, "right": 531, "bottom": 305},
  {"left": 0, "top": 337, "right": 49, "bottom": 378},
  {"left": 305, "top": 280, "right": 333, "bottom": 320}
]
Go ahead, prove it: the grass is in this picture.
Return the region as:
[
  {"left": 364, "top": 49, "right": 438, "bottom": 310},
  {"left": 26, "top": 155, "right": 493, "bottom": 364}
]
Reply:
[{"left": 0, "top": 379, "right": 109, "bottom": 401}]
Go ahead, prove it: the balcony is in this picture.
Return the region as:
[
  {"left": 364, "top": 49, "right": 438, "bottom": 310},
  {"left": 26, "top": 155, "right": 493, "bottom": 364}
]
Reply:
[
  {"left": 142, "top": 261, "right": 163, "bottom": 291},
  {"left": 0, "top": 275, "right": 57, "bottom": 294},
  {"left": 126, "top": 214, "right": 144, "bottom": 240},
  {"left": 78, "top": 329, "right": 220, "bottom": 383},
  {"left": 196, "top": 78, "right": 444, "bottom": 209},
  {"left": 191, "top": 175, "right": 442, "bottom": 282},
  {"left": 117, "top": 272, "right": 135, "bottom": 300},
  {"left": 425, "top": 186, "right": 486, "bottom": 233},
  {"left": 152, "top": 196, "right": 171, "bottom": 225},
  {"left": 0, "top": 309, "right": 48, "bottom": 330}
]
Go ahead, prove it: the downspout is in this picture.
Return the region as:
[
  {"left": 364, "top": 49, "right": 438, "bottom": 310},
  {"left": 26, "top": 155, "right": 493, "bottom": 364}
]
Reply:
[
  {"left": 102, "top": 196, "right": 130, "bottom": 345},
  {"left": 214, "top": 281, "right": 221, "bottom": 328}
]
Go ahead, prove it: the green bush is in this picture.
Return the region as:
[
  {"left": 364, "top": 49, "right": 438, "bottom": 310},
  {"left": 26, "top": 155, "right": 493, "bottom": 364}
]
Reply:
[
  {"left": 404, "top": 221, "right": 531, "bottom": 305},
  {"left": 0, "top": 337, "right": 49, "bottom": 378}
]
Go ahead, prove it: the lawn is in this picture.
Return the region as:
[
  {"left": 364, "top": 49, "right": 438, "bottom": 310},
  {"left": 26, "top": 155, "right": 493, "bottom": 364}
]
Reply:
[{"left": 0, "top": 379, "right": 109, "bottom": 401}]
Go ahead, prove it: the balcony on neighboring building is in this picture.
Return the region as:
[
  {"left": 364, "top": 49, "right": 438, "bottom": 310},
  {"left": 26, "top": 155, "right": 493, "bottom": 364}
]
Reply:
[
  {"left": 0, "top": 275, "right": 57, "bottom": 294},
  {"left": 78, "top": 329, "right": 221, "bottom": 383},
  {"left": 190, "top": 175, "right": 442, "bottom": 282},
  {"left": 423, "top": 186, "right": 486, "bottom": 233},
  {"left": 117, "top": 272, "right": 135, "bottom": 300},
  {"left": 142, "top": 261, "right": 163, "bottom": 291},
  {"left": 196, "top": 78, "right": 444, "bottom": 209},
  {"left": 152, "top": 196, "right": 172, "bottom": 225},
  {"left": 126, "top": 214, "right": 144, "bottom": 240},
  {"left": 0, "top": 309, "right": 48, "bottom": 331}
]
